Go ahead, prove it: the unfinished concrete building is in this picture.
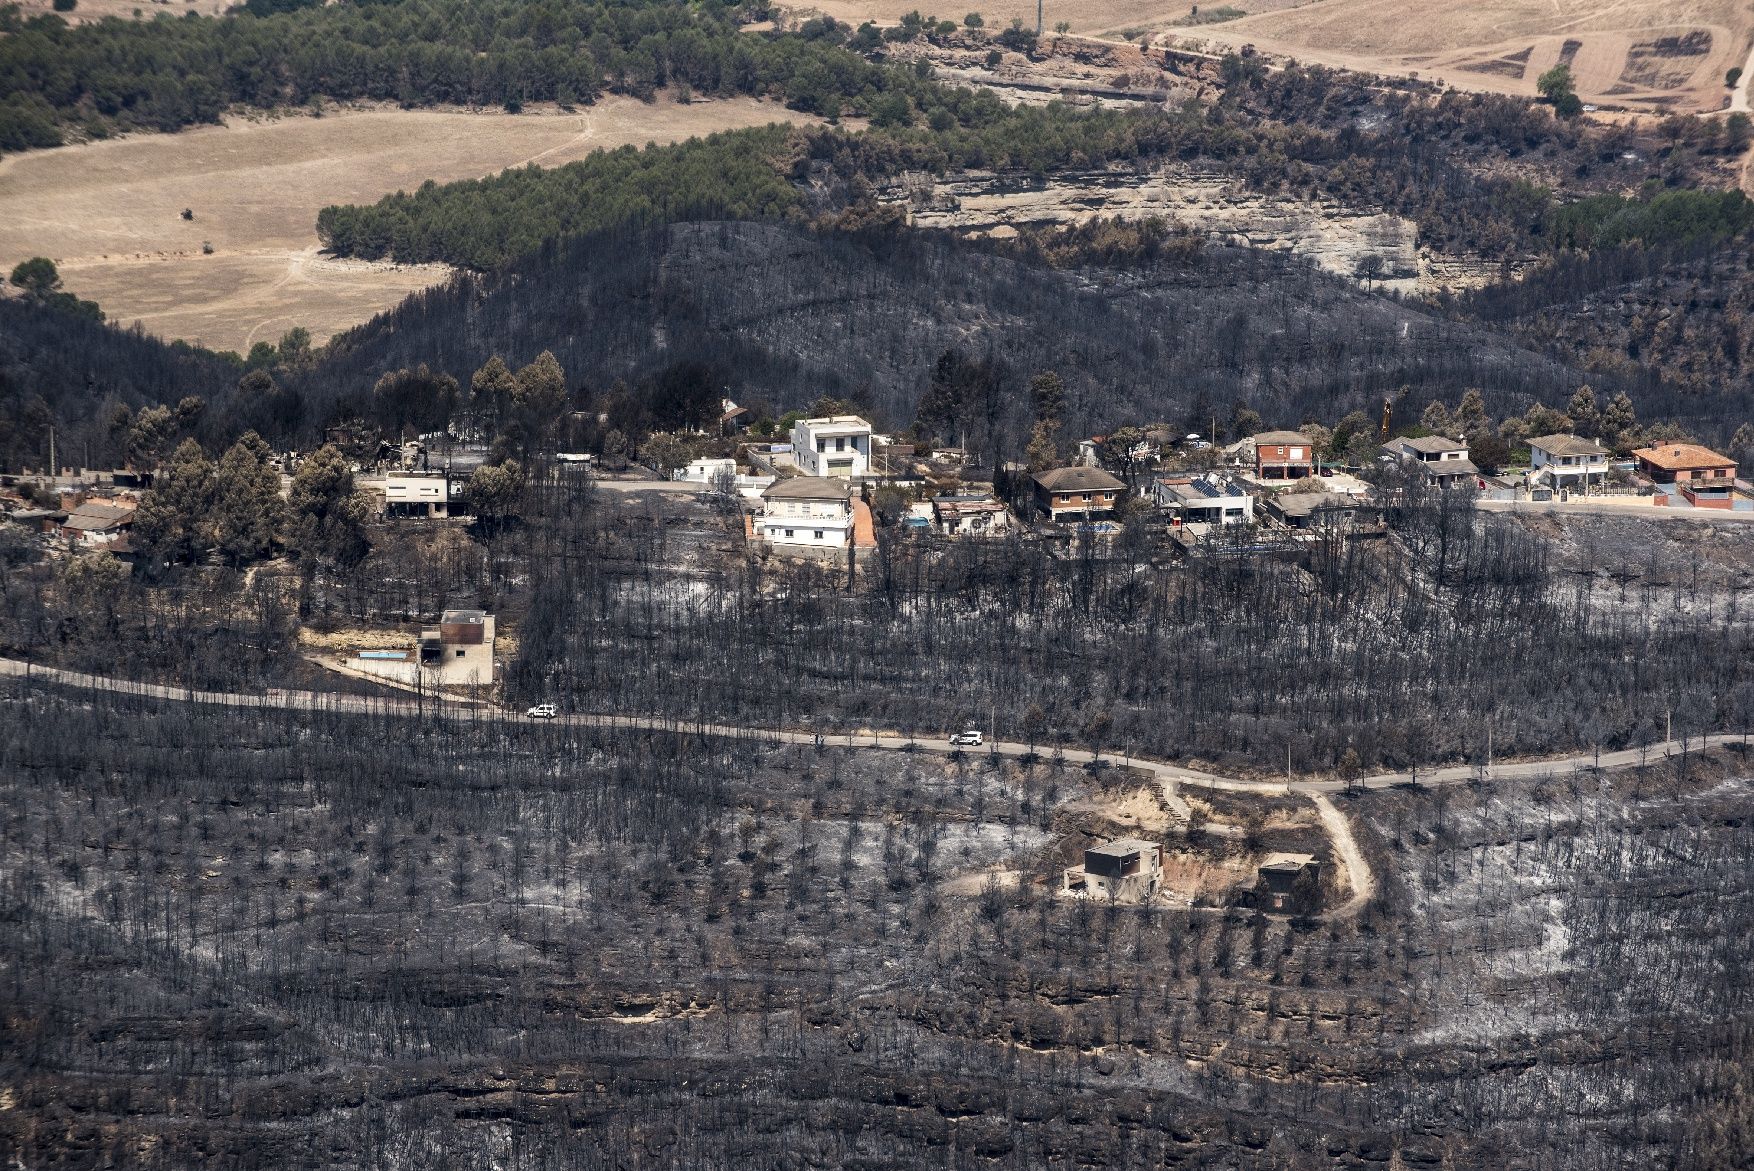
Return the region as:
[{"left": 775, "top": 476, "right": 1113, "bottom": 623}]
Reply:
[
  {"left": 1257, "top": 853, "right": 1321, "bottom": 913},
  {"left": 1063, "top": 839, "right": 1163, "bottom": 901}
]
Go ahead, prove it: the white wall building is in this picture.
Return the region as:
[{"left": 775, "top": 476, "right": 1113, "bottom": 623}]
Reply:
[
  {"left": 790, "top": 416, "right": 872, "bottom": 478},
  {"left": 756, "top": 478, "right": 853, "bottom": 549},
  {"left": 1529, "top": 433, "right": 1609, "bottom": 490},
  {"left": 674, "top": 457, "right": 738, "bottom": 485},
  {"left": 931, "top": 491, "right": 1010, "bottom": 536},
  {"left": 1148, "top": 473, "right": 1254, "bottom": 527},
  {"left": 384, "top": 471, "right": 452, "bottom": 518}
]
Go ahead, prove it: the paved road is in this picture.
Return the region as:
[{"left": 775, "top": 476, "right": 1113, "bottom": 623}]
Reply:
[
  {"left": 1478, "top": 499, "right": 1754, "bottom": 524},
  {"left": 5, "top": 656, "right": 1746, "bottom": 919},
  {"left": 593, "top": 478, "right": 698, "bottom": 494}
]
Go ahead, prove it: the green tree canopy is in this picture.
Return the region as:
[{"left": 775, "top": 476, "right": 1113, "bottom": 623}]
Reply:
[
  {"left": 288, "top": 444, "right": 369, "bottom": 565},
  {"left": 465, "top": 459, "right": 523, "bottom": 535},
  {"left": 211, "top": 431, "right": 284, "bottom": 565},
  {"left": 135, "top": 437, "right": 215, "bottom": 566},
  {"left": 9, "top": 256, "right": 61, "bottom": 298}
]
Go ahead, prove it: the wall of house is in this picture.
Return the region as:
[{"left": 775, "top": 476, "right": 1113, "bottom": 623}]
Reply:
[
  {"left": 1256, "top": 444, "right": 1312, "bottom": 478},
  {"left": 758, "top": 500, "right": 852, "bottom": 547},
  {"left": 434, "top": 638, "right": 495, "bottom": 687},
  {"left": 791, "top": 424, "right": 870, "bottom": 478},
  {"left": 1040, "top": 488, "right": 1117, "bottom": 516}
]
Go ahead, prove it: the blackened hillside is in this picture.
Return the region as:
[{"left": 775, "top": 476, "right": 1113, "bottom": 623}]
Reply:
[{"left": 317, "top": 221, "right": 1593, "bottom": 440}]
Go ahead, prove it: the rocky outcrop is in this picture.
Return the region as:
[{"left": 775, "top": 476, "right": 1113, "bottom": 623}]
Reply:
[{"left": 882, "top": 165, "right": 1511, "bottom": 295}]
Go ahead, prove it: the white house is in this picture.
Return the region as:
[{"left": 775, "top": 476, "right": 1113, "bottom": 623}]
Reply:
[
  {"left": 1528, "top": 433, "right": 1609, "bottom": 491},
  {"left": 790, "top": 416, "right": 872, "bottom": 478},
  {"left": 1382, "top": 435, "right": 1477, "bottom": 488},
  {"left": 1148, "top": 472, "right": 1254, "bottom": 527},
  {"left": 756, "top": 477, "right": 854, "bottom": 549},
  {"left": 384, "top": 471, "right": 452, "bottom": 518},
  {"left": 931, "top": 491, "right": 1010, "bottom": 536},
  {"left": 674, "top": 457, "right": 737, "bottom": 485},
  {"left": 674, "top": 457, "right": 776, "bottom": 499}
]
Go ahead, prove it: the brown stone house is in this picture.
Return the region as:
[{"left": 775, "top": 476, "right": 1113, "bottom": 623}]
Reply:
[{"left": 1032, "top": 466, "right": 1126, "bottom": 522}]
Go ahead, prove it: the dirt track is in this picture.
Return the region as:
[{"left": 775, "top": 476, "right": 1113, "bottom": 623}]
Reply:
[{"left": 6, "top": 654, "right": 1744, "bottom": 921}]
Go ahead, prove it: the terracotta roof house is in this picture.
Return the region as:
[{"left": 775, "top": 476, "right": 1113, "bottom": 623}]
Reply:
[
  {"left": 1031, "top": 466, "right": 1125, "bottom": 521},
  {"left": 1633, "top": 442, "right": 1738, "bottom": 507}
]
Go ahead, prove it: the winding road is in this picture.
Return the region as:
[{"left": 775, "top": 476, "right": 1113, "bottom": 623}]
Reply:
[{"left": 3, "top": 656, "right": 1745, "bottom": 919}]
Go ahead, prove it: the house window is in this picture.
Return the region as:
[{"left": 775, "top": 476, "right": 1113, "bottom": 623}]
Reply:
[
  {"left": 455, "top": 649, "right": 465, "bottom": 658},
  {"left": 814, "top": 530, "right": 824, "bottom": 540},
  {"left": 835, "top": 437, "right": 846, "bottom": 452},
  {"left": 785, "top": 528, "right": 794, "bottom": 538},
  {"left": 1082, "top": 493, "right": 1092, "bottom": 502},
  {"left": 1290, "top": 447, "right": 1304, "bottom": 460},
  {"left": 818, "top": 440, "right": 828, "bottom": 453}
]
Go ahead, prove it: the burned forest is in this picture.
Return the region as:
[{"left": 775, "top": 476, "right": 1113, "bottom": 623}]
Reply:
[{"left": 4, "top": 0, "right": 1754, "bottom": 1167}]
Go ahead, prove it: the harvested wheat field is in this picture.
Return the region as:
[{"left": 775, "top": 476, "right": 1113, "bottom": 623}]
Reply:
[
  {"left": 1147, "top": 0, "right": 1754, "bottom": 114},
  {"left": 0, "top": 96, "right": 815, "bottom": 353},
  {"left": 10, "top": 0, "right": 232, "bottom": 26},
  {"left": 801, "top": 0, "right": 1185, "bottom": 37}
]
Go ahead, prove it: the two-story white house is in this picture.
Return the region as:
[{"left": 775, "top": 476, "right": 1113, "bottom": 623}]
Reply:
[
  {"left": 384, "top": 471, "right": 452, "bottom": 518},
  {"left": 1528, "top": 433, "right": 1609, "bottom": 491},
  {"left": 1381, "top": 435, "right": 1477, "bottom": 488},
  {"left": 790, "top": 416, "right": 872, "bottom": 478},
  {"left": 756, "top": 477, "right": 854, "bottom": 550}
]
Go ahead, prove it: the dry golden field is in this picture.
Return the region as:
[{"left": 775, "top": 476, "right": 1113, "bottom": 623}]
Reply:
[
  {"left": 12, "top": 0, "right": 232, "bottom": 25},
  {"left": 796, "top": 0, "right": 1754, "bottom": 114},
  {"left": 0, "top": 96, "right": 815, "bottom": 353},
  {"left": 1145, "top": 0, "right": 1754, "bottom": 114}
]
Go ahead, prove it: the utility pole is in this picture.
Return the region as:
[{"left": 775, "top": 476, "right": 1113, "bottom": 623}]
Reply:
[{"left": 1037, "top": 0, "right": 1043, "bottom": 35}]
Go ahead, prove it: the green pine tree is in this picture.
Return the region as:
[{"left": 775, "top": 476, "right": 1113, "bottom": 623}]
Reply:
[
  {"left": 212, "top": 431, "right": 284, "bottom": 566},
  {"left": 135, "top": 437, "right": 215, "bottom": 565}
]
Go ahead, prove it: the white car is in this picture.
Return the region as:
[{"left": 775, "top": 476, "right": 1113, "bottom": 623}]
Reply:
[
  {"left": 526, "top": 703, "right": 558, "bottom": 719},
  {"left": 948, "top": 730, "right": 983, "bottom": 747}
]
